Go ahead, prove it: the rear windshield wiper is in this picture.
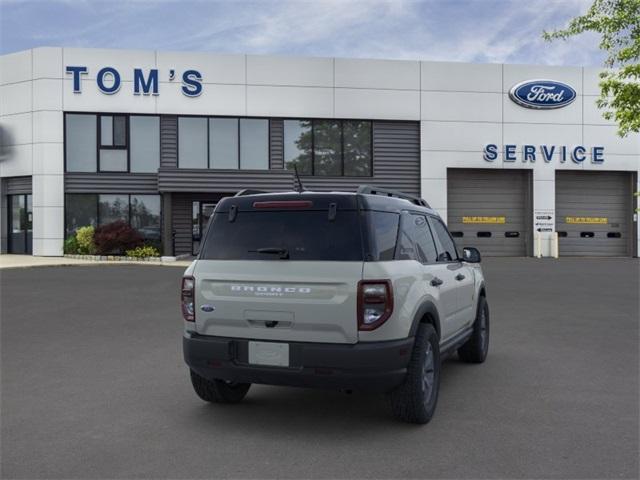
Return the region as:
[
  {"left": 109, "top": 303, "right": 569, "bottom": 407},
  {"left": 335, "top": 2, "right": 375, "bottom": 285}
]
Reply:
[{"left": 250, "top": 247, "right": 290, "bottom": 259}]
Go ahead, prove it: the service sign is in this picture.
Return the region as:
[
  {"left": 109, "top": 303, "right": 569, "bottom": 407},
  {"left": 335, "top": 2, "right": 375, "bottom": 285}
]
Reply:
[
  {"left": 534, "top": 210, "right": 555, "bottom": 233},
  {"left": 509, "top": 79, "right": 577, "bottom": 109}
]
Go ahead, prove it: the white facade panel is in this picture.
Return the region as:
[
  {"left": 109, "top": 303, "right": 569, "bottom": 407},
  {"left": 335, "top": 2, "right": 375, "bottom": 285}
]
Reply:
[
  {"left": 0, "top": 145, "right": 32, "bottom": 177},
  {"left": 63, "top": 79, "right": 157, "bottom": 113},
  {"left": 32, "top": 205, "right": 64, "bottom": 240},
  {"left": 158, "top": 83, "right": 245, "bottom": 116},
  {"left": 335, "top": 58, "right": 419, "bottom": 90},
  {"left": 157, "top": 51, "right": 245, "bottom": 85},
  {"left": 583, "top": 96, "right": 616, "bottom": 125},
  {"left": 33, "top": 78, "right": 63, "bottom": 111},
  {"left": 335, "top": 88, "right": 419, "bottom": 120},
  {"left": 584, "top": 125, "right": 639, "bottom": 156},
  {"left": 583, "top": 67, "right": 604, "bottom": 96},
  {"left": 32, "top": 237, "right": 64, "bottom": 256},
  {"left": 33, "top": 143, "right": 64, "bottom": 175},
  {"left": 32, "top": 174, "right": 64, "bottom": 208},
  {"left": 247, "top": 55, "right": 333, "bottom": 87},
  {"left": 503, "top": 123, "right": 583, "bottom": 152},
  {"left": 420, "top": 178, "right": 447, "bottom": 209},
  {"left": 247, "top": 86, "right": 333, "bottom": 118},
  {"left": 33, "top": 47, "right": 64, "bottom": 80},
  {"left": 0, "top": 112, "right": 32, "bottom": 146},
  {"left": 503, "top": 93, "right": 582, "bottom": 124},
  {"left": 0, "top": 49, "right": 32, "bottom": 85},
  {"left": 33, "top": 111, "right": 64, "bottom": 145},
  {"left": 421, "top": 121, "right": 501, "bottom": 152},
  {"left": 1, "top": 82, "right": 32, "bottom": 115},
  {"left": 503, "top": 64, "right": 583, "bottom": 94},
  {"left": 63, "top": 48, "right": 156, "bottom": 81},
  {"left": 421, "top": 91, "right": 502, "bottom": 122},
  {"left": 421, "top": 61, "right": 501, "bottom": 92}
]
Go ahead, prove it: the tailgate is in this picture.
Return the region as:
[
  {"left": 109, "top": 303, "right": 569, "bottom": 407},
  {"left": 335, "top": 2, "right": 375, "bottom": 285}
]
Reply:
[{"left": 194, "top": 260, "right": 363, "bottom": 344}]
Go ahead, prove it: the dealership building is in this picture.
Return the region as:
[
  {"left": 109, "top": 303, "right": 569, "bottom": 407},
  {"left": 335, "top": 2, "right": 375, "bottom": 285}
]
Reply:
[{"left": 0, "top": 47, "right": 638, "bottom": 257}]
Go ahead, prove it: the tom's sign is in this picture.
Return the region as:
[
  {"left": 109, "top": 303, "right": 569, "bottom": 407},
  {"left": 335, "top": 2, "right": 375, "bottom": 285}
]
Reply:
[
  {"left": 65, "top": 66, "right": 203, "bottom": 97},
  {"left": 509, "top": 79, "right": 576, "bottom": 109}
]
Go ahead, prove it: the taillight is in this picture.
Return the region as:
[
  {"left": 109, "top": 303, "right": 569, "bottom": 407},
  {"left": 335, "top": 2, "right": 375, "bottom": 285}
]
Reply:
[
  {"left": 181, "top": 276, "right": 195, "bottom": 322},
  {"left": 357, "top": 280, "right": 394, "bottom": 331}
]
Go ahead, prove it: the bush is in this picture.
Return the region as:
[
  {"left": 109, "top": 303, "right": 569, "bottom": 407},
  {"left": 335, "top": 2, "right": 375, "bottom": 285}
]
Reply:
[
  {"left": 64, "top": 236, "right": 79, "bottom": 254},
  {"left": 93, "top": 221, "right": 143, "bottom": 255},
  {"left": 125, "top": 245, "right": 160, "bottom": 258},
  {"left": 76, "top": 225, "right": 96, "bottom": 254}
]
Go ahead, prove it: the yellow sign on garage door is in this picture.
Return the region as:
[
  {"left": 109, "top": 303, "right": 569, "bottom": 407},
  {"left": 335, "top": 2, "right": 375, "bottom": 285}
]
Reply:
[
  {"left": 565, "top": 216, "right": 608, "bottom": 224},
  {"left": 462, "top": 216, "right": 506, "bottom": 224}
]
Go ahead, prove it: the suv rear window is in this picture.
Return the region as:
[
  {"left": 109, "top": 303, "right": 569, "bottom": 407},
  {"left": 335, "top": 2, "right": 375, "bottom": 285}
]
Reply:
[{"left": 200, "top": 210, "right": 363, "bottom": 261}]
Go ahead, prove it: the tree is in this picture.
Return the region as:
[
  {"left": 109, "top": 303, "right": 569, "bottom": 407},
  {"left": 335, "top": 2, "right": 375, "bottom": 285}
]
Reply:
[{"left": 543, "top": 0, "right": 640, "bottom": 137}]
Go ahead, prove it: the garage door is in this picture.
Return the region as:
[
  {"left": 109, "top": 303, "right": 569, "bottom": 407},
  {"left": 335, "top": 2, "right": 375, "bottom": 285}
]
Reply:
[
  {"left": 447, "top": 169, "right": 531, "bottom": 257},
  {"left": 556, "top": 171, "right": 633, "bottom": 257}
]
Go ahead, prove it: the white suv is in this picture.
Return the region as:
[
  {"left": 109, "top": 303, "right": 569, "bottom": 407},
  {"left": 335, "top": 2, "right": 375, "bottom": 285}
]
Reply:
[{"left": 182, "top": 186, "right": 489, "bottom": 424}]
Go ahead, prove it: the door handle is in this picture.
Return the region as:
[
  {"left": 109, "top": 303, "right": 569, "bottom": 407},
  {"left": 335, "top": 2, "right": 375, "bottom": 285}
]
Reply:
[
  {"left": 430, "top": 277, "right": 444, "bottom": 287},
  {"left": 455, "top": 274, "right": 466, "bottom": 281}
]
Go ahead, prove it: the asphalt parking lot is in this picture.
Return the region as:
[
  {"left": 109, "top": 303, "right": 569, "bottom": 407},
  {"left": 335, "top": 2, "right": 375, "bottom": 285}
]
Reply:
[{"left": 1, "top": 258, "right": 638, "bottom": 479}]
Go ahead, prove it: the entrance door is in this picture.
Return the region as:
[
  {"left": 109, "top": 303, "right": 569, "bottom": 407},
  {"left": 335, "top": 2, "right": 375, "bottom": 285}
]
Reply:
[
  {"left": 191, "top": 201, "right": 217, "bottom": 255},
  {"left": 8, "top": 194, "right": 32, "bottom": 254}
]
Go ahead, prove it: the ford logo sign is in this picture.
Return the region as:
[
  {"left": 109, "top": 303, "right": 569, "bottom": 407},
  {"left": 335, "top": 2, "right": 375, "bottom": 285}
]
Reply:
[
  {"left": 200, "top": 304, "right": 215, "bottom": 312},
  {"left": 509, "top": 79, "right": 576, "bottom": 109}
]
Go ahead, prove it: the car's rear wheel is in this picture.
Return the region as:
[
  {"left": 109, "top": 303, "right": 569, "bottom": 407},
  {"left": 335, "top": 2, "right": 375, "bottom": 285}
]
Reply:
[
  {"left": 388, "top": 323, "right": 440, "bottom": 424},
  {"left": 190, "top": 370, "right": 251, "bottom": 404},
  {"left": 458, "top": 295, "right": 490, "bottom": 363}
]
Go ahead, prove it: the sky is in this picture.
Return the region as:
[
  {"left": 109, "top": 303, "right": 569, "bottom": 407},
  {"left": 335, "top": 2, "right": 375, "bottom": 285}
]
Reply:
[{"left": 0, "top": 0, "right": 604, "bottom": 66}]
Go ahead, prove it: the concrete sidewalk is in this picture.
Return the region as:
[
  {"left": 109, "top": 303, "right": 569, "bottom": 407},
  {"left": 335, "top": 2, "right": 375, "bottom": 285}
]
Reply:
[{"left": 0, "top": 254, "right": 192, "bottom": 270}]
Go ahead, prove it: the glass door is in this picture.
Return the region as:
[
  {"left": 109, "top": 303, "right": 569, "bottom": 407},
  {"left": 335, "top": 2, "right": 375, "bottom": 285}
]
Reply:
[
  {"left": 8, "top": 194, "right": 32, "bottom": 254},
  {"left": 191, "top": 201, "right": 217, "bottom": 255}
]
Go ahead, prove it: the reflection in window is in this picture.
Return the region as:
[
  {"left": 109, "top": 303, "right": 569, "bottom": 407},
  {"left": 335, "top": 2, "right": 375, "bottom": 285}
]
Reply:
[
  {"left": 65, "top": 194, "right": 98, "bottom": 236},
  {"left": 313, "top": 120, "right": 341, "bottom": 176},
  {"left": 131, "top": 195, "right": 161, "bottom": 247},
  {"left": 343, "top": 121, "right": 371, "bottom": 176},
  {"left": 284, "top": 120, "right": 312, "bottom": 174},
  {"left": 98, "top": 195, "right": 130, "bottom": 225}
]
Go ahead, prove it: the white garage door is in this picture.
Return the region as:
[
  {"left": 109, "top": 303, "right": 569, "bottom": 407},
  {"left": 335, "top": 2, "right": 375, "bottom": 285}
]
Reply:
[
  {"left": 447, "top": 169, "right": 532, "bottom": 257},
  {"left": 556, "top": 171, "right": 634, "bottom": 257}
]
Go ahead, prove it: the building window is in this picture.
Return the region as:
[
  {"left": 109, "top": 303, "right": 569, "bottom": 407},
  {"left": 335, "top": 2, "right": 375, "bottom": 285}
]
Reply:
[
  {"left": 130, "top": 116, "right": 160, "bottom": 173},
  {"left": 240, "top": 119, "right": 269, "bottom": 170},
  {"left": 65, "top": 194, "right": 162, "bottom": 248},
  {"left": 65, "top": 114, "right": 97, "bottom": 172},
  {"left": 284, "top": 119, "right": 372, "bottom": 177},
  {"left": 209, "top": 118, "right": 238, "bottom": 169},
  {"left": 65, "top": 193, "right": 98, "bottom": 236},
  {"left": 99, "top": 115, "right": 128, "bottom": 172},
  {"left": 65, "top": 113, "right": 159, "bottom": 173},
  {"left": 283, "top": 120, "right": 312, "bottom": 175},
  {"left": 178, "top": 116, "right": 268, "bottom": 170},
  {"left": 178, "top": 117, "right": 208, "bottom": 169}
]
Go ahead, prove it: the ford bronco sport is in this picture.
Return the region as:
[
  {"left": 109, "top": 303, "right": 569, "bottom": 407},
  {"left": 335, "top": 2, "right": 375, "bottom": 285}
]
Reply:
[{"left": 182, "top": 186, "right": 489, "bottom": 424}]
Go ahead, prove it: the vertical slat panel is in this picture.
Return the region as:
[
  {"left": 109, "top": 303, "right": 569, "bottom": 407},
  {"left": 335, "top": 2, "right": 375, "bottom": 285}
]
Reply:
[
  {"left": 160, "top": 115, "right": 178, "bottom": 169},
  {"left": 270, "top": 119, "right": 284, "bottom": 169}
]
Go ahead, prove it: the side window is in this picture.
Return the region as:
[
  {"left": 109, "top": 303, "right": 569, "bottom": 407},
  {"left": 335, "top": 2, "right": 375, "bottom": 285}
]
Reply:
[
  {"left": 367, "top": 211, "right": 400, "bottom": 261},
  {"left": 395, "top": 213, "right": 438, "bottom": 263},
  {"left": 428, "top": 217, "right": 459, "bottom": 262}
]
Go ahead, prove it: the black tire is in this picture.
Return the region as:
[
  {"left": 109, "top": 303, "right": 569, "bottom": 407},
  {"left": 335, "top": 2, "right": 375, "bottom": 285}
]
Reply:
[
  {"left": 190, "top": 370, "right": 251, "bottom": 404},
  {"left": 458, "top": 295, "right": 490, "bottom": 363},
  {"left": 388, "top": 324, "right": 441, "bottom": 424}
]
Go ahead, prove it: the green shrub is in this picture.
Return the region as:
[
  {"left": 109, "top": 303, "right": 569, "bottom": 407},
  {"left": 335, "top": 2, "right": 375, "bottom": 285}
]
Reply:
[
  {"left": 64, "top": 236, "right": 79, "bottom": 254},
  {"left": 125, "top": 245, "right": 160, "bottom": 258},
  {"left": 76, "top": 225, "right": 96, "bottom": 254}
]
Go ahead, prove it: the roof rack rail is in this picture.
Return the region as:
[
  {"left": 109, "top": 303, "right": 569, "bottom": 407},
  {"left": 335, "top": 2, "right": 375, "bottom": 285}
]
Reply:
[
  {"left": 357, "top": 185, "right": 430, "bottom": 208},
  {"left": 234, "top": 189, "right": 268, "bottom": 197}
]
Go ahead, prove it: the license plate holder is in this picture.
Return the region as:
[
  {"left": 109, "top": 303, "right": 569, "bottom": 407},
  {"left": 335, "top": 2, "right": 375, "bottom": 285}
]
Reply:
[{"left": 248, "top": 341, "right": 289, "bottom": 367}]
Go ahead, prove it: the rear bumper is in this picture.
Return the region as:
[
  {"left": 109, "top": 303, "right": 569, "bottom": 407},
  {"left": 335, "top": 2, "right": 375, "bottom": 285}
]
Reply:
[{"left": 183, "top": 332, "right": 414, "bottom": 393}]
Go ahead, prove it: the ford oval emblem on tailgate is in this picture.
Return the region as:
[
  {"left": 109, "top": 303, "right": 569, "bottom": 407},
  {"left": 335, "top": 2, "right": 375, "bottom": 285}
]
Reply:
[{"left": 200, "top": 304, "right": 215, "bottom": 312}]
